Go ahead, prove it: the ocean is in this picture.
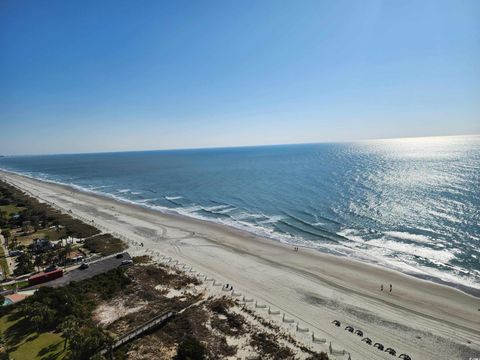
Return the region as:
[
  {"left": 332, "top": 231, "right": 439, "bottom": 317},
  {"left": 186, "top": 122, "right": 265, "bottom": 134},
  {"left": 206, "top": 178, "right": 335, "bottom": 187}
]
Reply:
[{"left": 1, "top": 135, "right": 479, "bottom": 291}]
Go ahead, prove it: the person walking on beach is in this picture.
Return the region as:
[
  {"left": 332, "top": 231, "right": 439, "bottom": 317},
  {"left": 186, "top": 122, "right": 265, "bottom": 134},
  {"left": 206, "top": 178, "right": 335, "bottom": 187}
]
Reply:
[
  {"left": 389, "top": 284, "right": 392, "bottom": 292},
  {"left": 380, "top": 284, "right": 383, "bottom": 291}
]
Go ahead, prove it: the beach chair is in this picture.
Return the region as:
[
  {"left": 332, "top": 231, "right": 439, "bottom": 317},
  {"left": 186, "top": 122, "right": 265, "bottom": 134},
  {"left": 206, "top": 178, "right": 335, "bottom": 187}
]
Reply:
[{"left": 361, "top": 337, "right": 372, "bottom": 345}]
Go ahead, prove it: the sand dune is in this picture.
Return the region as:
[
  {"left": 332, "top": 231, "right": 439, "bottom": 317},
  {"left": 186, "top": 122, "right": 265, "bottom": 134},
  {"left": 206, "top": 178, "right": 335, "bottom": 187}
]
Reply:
[{"left": 2, "top": 171, "right": 479, "bottom": 360}]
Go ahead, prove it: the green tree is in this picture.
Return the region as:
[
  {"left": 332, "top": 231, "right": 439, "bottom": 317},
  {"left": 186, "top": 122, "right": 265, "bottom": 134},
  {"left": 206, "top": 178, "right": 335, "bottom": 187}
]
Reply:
[
  {"left": 18, "top": 302, "right": 32, "bottom": 318},
  {"left": 30, "top": 314, "right": 43, "bottom": 332},
  {"left": 34, "top": 253, "right": 44, "bottom": 272},
  {"left": 0, "top": 229, "right": 10, "bottom": 246},
  {"left": 60, "top": 315, "right": 78, "bottom": 350},
  {"left": 44, "top": 250, "right": 56, "bottom": 266},
  {"left": 69, "top": 326, "right": 112, "bottom": 360},
  {"left": 29, "top": 302, "right": 54, "bottom": 331},
  {"left": 65, "top": 243, "right": 72, "bottom": 260},
  {"left": 14, "top": 253, "right": 34, "bottom": 276},
  {"left": 0, "top": 210, "right": 7, "bottom": 227}
]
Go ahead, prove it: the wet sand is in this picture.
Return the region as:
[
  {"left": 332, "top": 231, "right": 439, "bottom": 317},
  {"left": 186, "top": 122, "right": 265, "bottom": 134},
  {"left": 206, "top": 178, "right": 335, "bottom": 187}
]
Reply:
[{"left": 1, "top": 170, "right": 479, "bottom": 360}]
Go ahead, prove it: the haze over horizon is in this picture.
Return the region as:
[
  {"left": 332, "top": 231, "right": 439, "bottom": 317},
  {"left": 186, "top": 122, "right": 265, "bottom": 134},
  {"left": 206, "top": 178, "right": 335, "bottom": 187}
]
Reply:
[{"left": 1, "top": 0, "right": 479, "bottom": 155}]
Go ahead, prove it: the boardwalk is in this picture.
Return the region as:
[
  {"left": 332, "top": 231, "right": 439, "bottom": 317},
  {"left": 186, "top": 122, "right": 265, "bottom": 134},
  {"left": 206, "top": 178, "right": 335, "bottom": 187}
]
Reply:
[{"left": 100, "top": 310, "right": 175, "bottom": 355}]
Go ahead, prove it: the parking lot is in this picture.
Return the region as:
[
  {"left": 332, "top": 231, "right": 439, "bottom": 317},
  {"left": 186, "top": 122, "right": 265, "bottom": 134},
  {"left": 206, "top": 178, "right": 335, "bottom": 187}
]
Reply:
[{"left": 44, "top": 252, "right": 132, "bottom": 288}]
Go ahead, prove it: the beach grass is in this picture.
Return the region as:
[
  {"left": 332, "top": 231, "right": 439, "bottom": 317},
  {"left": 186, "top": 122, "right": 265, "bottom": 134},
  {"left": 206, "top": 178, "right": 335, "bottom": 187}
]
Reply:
[
  {"left": 0, "top": 312, "right": 66, "bottom": 359},
  {"left": 84, "top": 233, "right": 127, "bottom": 256}
]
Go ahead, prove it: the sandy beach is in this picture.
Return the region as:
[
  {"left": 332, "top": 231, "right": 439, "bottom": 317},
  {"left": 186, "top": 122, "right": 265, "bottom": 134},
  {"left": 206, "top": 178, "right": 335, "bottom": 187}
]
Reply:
[{"left": 1, "top": 170, "right": 479, "bottom": 360}]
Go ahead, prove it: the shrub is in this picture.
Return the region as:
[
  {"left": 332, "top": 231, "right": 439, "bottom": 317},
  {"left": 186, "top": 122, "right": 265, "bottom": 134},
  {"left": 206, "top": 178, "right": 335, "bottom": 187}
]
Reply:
[
  {"left": 174, "top": 337, "right": 206, "bottom": 360},
  {"left": 307, "top": 353, "right": 329, "bottom": 360},
  {"left": 84, "top": 233, "right": 126, "bottom": 256}
]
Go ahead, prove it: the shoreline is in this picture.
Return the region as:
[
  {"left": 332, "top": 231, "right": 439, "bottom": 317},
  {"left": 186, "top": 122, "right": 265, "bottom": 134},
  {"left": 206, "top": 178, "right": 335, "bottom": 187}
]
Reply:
[
  {"left": 1, "top": 170, "right": 479, "bottom": 359},
  {"left": 1, "top": 168, "right": 478, "bottom": 298}
]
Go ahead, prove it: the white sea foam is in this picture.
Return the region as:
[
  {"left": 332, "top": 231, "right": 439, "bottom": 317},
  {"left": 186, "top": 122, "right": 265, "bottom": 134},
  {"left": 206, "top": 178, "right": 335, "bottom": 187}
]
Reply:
[
  {"left": 367, "top": 239, "right": 456, "bottom": 263},
  {"left": 234, "top": 211, "right": 266, "bottom": 221},
  {"left": 337, "top": 228, "right": 366, "bottom": 243},
  {"left": 137, "top": 198, "right": 157, "bottom": 203},
  {"left": 203, "top": 205, "right": 232, "bottom": 212},
  {"left": 383, "top": 231, "right": 433, "bottom": 244},
  {"left": 215, "top": 206, "right": 236, "bottom": 214},
  {"left": 165, "top": 196, "right": 182, "bottom": 200},
  {"left": 117, "top": 189, "right": 130, "bottom": 193},
  {"left": 258, "top": 215, "right": 284, "bottom": 224}
]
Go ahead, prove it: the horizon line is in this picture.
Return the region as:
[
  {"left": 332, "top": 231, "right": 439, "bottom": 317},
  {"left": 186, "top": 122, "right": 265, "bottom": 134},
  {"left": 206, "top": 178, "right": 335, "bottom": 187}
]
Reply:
[{"left": 1, "top": 132, "right": 479, "bottom": 157}]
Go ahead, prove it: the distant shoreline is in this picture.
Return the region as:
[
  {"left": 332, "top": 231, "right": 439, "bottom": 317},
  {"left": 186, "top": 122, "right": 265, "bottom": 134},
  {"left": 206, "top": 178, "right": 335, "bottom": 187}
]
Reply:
[{"left": 0, "top": 167, "right": 478, "bottom": 298}]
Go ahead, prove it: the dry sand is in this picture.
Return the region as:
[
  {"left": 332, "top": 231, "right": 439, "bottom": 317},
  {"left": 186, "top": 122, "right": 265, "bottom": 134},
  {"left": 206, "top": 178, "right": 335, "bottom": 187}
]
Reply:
[{"left": 1, "top": 171, "right": 479, "bottom": 360}]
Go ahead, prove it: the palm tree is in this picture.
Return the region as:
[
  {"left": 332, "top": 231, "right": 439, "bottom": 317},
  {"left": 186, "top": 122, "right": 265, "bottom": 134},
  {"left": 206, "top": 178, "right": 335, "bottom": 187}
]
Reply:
[
  {"left": 34, "top": 254, "right": 44, "bottom": 272},
  {"left": 31, "top": 314, "right": 43, "bottom": 333},
  {"left": 31, "top": 302, "right": 53, "bottom": 331},
  {"left": 60, "top": 316, "right": 78, "bottom": 350},
  {"left": 64, "top": 243, "right": 72, "bottom": 264}
]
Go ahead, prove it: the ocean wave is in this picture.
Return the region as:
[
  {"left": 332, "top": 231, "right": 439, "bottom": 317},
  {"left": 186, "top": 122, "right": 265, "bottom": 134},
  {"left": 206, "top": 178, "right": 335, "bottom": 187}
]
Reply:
[
  {"left": 203, "top": 204, "right": 233, "bottom": 212},
  {"left": 165, "top": 196, "right": 183, "bottom": 200},
  {"left": 337, "top": 228, "right": 366, "bottom": 243},
  {"left": 367, "top": 239, "right": 457, "bottom": 263},
  {"left": 383, "top": 231, "right": 433, "bottom": 244},
  {"left": 257, "top": 214, "right": 284, "bottom": 224},
  {"left": 276, "top": 218, "right": 341, "bottom": 243},
  {"left": 137, "top": 198, "right": 157, "bottom": 204}
]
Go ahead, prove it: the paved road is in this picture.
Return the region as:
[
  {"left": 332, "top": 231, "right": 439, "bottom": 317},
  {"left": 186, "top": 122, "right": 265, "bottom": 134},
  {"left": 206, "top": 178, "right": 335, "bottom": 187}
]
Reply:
[{"left": 26, "top": 252, "right": 132, "bottom": 289}]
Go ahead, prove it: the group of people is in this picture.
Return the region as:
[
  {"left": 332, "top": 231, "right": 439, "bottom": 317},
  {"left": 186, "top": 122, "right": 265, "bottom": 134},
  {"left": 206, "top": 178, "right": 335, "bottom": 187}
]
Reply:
[
  {"left": 380, "top": 283, "right": 393, "bottom": 292},
  {"left": 293, "top": 246, "right": 299, "bottom": 252},
  {"left": 223, "top": 283, "right": 233, "bottom": 291}
]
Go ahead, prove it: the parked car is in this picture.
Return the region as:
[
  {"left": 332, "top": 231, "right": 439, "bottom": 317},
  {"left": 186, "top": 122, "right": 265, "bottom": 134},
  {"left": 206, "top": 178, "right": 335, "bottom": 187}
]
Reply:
[
  {"left": 45, "top": 265, "right": 57, "bottom": 272},
  {"left": 79, "top": 262, "right": 89, "bottom": 270},
  {"left": 8, "top": 250, "right": 23, "bottom": 257},
  {"left": 121, "top": 259, "right": 133, "bottom": 266},
  {"left": 115, "top": 253, "right": 124, "bottom": 259}
]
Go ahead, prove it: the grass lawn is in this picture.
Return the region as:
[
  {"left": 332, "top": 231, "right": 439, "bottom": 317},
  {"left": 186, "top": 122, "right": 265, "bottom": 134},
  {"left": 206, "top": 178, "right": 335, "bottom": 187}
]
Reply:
[
  {"left": 0, "top": 245, "right": 9, "bottom": 277},
  {"left": 16, "top": 228, "right": 66, "bottom": 246},
  {"left": 0, "top": 312, "right": 66, "bottom": 360},
  {"left": 0, "top": 205, "right": 24, "bottom": 218},
  {"left": 2, "top": 280, "right": 29, "bottom": 291}
]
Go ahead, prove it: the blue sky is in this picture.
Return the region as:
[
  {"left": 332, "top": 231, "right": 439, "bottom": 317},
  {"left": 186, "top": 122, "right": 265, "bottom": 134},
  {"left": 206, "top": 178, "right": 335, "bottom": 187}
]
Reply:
[{"left": 1, "top": 0, "right": 479, "bottom": 155}]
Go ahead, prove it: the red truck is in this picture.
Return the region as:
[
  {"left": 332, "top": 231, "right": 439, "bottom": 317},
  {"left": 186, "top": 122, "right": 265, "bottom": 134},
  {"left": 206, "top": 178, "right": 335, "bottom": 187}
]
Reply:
[{"left": 28, "top": 268, "right": 63, "bottom": 286}]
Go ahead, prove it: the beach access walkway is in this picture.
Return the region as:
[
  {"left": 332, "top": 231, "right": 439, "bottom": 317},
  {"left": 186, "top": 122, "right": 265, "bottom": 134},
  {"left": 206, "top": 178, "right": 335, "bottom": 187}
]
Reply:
[
  {"left": 100, "top": 310, "right": 175, "bottom": 355},
  {"left": 99, "top": 298, "right": 205, "bottom": 355}
]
